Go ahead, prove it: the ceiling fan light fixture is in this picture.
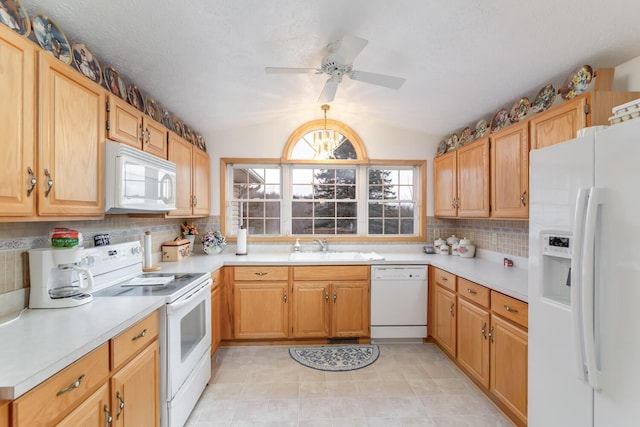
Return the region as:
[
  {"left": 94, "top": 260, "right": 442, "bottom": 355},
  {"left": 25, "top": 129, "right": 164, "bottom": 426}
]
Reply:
[{"left": 312, "top": 104, "right": 342, "bottom": 160}]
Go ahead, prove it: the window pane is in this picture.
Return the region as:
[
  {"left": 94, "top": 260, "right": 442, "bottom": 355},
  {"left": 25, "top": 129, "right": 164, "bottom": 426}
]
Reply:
[
  {"left": 369, "top": 219, "right": 383, "bottom": 234},
  {"left": 337, "top": 219, "right": 356, "bottom": 234},
  {"left": 314, "top": 218, "right": 334, "bottom": 234},
  {"left": 265, "top": 219, "right": 280, "bottom": 234},
  {"left": 264, "top": 169, "right": 281, "bottom": 183},
  {"left": 399, "top": 170, "right": 413, "bottom": 184},
  {"left": 384, "top": 186, "right": 398, "bottom": 200},
  {"left": 314, "top": 185, "right": 335, "bottom": 199},
  {"left": 292, "top": 218, "right": 313, "bottom": 234},
  {"left": 337, "top": 202, "right": 356, "bottom": 217},
  {"left": 315, "top": 169, "right": 335, "bottom": 184},
  {"left": 337, "top": 168, "right": 356, "bottom": 183},
  {"left": 399, "top": 186, "right": 413, "bottom": 200},
  {"left": 265, "top": 185, "right": 280, "bottom": 198},
  {"left": 248, "top": 202, "right": 264, "bottom": 217},
  {"left": 384, "top": 218, "right": 399, "bottom": 234},
  {"left": 293, "top": 185, "right": 312, "bottom": 199},
  {"left": 384, "top": 203, "right": 399, "bottom": 217},
  {"left": 293, "top": 168, "right": 313, "bottom": 183},
  {"left": 314, "top": 202, "right": 335, "bottom": 217},
  {"left": 292, "top": 201, "right": 313, "bottom": 216},
  {"left": 247, "top": 219, "right": 263, "bottom": 234},
  {"left": 248, "top": 185, "right": 264, "bottom": 199},
  {"left": 400, "top": 219, "right": 414, "bottom": 234},
  {"left": 400, "top": 203, "right": 415, "bottom": 218},
  {"left": 336, "top": 185, "right": 356, "bottom": 199},
  {"left": 369, "top": 186, "right": 383, "bottom": 200},
  {"left": 265, "top": 202, "right": 280, "bottom": 217},
  {"left": 369, "top": 202, "right": 382, "bottom": 217}
]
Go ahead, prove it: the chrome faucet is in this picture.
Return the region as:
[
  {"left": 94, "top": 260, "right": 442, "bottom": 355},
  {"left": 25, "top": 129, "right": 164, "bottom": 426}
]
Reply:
[{"left": 313, "top": 237, "right": 329, "bottom": 252}]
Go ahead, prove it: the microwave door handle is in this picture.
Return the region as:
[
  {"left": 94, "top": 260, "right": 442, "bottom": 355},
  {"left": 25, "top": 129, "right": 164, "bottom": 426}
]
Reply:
[
  {"left": 571, "top": 188, "right": 589, "bottom": 382},
  {"left": 167, "top": 279, "right": 212, "bottom": 314}
]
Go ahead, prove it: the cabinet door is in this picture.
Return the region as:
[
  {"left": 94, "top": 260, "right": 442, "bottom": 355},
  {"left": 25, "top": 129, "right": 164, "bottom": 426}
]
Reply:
[
  {"left": 0, "top": 26, "right": 35, "bottom": 217},
  {"left": 167, "top": 133, "right": 193, "bottom": 216},
  {"left": 38, "top": 52, "right": 105, "bottom": 216},
  {"left": 233, "top": 282, "right": 289, "bottom": 339},
  {"left": 433, "top": 150, "right": 457, "bottom": 217},
  {"left": 142, "top": 118, "right": 167, "bottom": 159},
  {"left": 433, "top": 285, "right": 456, "bottom": 357},
  {"left": 191, "top": 148, "right": 210, "bottom": 216},
  {"left": 490, "top": 315, "right": 528, "bottom": 426},
  {"left": 457, "top": 298, "right": 490, "bottom": 387},
  {"left": 107, "top": 96, "right": 142, "bottom": 149},
  {"left": 457, "top": 138, "right": 490, "bottom": 217},
  {"left": 291, "top": 282, "right": 330, "bottom": 338},
  {"left": 110, "top": 341, "right": 160, "bottom": 427},
  {"left": 490, "top": 123, "right": 529, "bottom": 218},
  {"left": 529, "top": 96, "right": 587, "bottom": 150},
  {"left": 331, "top": 282, "right": 370, "bottom": 338},
  {"left": 0, "top": 400, "right": 9, "bottom": 427},
  {"left": 211, "top": 284, "right": 221, "bottom": 355},
  {"left": 56, "top": 383, "right": 111, "bottom": 427}
]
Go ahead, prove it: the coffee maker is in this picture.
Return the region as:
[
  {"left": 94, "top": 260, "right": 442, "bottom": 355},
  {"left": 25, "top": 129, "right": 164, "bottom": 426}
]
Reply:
[{"left": 28, "top": 247, "right": 94, "bottom": 308}]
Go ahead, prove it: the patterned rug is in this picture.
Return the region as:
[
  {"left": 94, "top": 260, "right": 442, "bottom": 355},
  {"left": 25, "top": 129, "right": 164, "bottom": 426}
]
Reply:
[{"left": 288, "top": 345, "right": 380, "bottom": 372}]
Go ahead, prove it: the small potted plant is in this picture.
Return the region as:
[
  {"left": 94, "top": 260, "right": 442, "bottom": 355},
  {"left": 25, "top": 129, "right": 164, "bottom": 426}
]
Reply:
[
  {"left": 202, "top": 230, "right": 226, "bottom": 255},
  {"left": 181, "top": 222, "right": 198, "bottom": 253}
]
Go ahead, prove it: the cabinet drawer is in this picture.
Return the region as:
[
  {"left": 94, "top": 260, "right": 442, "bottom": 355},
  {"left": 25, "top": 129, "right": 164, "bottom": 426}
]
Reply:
[
  {"left": 12, "top": 343, "right": 109, "bottom": 426},
  {"left": 293, "top": 265, "right": 369, "bottom": 281},
  {"left": 111, "top": 311, "right": 159, "bottom": 371},
  {"left": 433, "top": 267, "right": 456, "bottom": 292},
  {"left": 458, "top": 278, "right": 490, "bottom": 307},
  {"left": 491, "top": 291, "right": 528, "bottom": 328},
  {"left": 234, "top": 266, "right": 289, "bottom": 281}
]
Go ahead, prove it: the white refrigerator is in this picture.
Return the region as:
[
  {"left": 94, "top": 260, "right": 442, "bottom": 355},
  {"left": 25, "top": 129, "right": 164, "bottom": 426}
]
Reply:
[{"left": 528, "top": 118, "right": 640, "bottom": 426}]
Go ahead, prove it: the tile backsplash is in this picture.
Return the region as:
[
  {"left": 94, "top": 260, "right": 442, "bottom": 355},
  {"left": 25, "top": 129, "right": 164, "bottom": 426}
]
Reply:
[{"left": 427, "top": 217, "right": 529, "bottom": 258}]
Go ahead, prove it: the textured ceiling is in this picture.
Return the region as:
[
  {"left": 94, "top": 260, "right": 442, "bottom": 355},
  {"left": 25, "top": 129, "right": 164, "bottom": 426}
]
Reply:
[{"left": 19, "top": 0, "right": 640, "bottom": 141}]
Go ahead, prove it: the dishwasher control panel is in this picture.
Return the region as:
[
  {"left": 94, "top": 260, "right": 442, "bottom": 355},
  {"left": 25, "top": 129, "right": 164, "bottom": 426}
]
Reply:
[{"left": 371, "top": 265, "right": 427, "bottom": 280}]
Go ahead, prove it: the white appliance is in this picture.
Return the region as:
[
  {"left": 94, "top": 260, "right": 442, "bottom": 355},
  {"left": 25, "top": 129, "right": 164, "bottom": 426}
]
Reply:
[
  {"left": 370, "top": 265, "right": 427, "bottom": 340},
  {"left": 528, "top": 119, "right": 640, "bottom": 426},
  {"left": 91, "top": 241, "right": 211, "bottom": 427},
  {"left": 105, "top": 141, "right": 177, "bottom": 213},
  {"left": 28, "top": 247, "right": 95, "bottom": 308}
]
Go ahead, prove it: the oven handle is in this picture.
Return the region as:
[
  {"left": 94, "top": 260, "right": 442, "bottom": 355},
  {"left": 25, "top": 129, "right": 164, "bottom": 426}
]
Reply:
[{"left": 167, "top": 278, "right": 212, "bottom": 314}]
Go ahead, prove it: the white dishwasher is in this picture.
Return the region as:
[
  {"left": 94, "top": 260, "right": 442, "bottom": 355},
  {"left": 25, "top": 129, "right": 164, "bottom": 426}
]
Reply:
[{"left": 370, "top": 265, "right": 428, "bottom": 340}]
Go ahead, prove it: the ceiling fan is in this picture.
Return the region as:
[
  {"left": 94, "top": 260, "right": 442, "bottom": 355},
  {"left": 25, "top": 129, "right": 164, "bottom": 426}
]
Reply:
[{"left": 265, "top": 34, "right": 406, "bottom": 103}]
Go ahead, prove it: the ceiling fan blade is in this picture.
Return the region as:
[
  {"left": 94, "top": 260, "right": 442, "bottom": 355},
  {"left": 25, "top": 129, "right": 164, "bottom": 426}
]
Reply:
[
  {"left": 348, "top": 70, "right": 406, "bottom": 89},
  {"left": 333, "top": 34, "right": 368, "bottom": 64},
  {"left": 265, "top": 67, "right": 320, "bottom": 74},
  {"left": 318, "top": 76, "right": 341, "bottom": 103}
]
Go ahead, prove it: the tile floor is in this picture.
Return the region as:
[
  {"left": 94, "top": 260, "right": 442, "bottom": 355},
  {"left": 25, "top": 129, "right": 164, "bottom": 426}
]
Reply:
[{"left": 186, "top": 343, "right": 514, "bottom": 426}]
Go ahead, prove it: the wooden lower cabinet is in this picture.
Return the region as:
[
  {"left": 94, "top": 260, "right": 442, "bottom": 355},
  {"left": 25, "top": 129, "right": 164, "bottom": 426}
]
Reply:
[
  {"left": 110, "top": 341, "right": 160, "bottom": 427},
  {"left": 210, "top": 269, "right": 222, "bottom": 356},
  {"left": 432, "top": 284, "right": 457, "bottom": 357},
  {"left": 56, "top": 383, "right": 111, "bottom": 427},
  {"left": 331, "top": 282, "right": 370, "bottom": 337},
  {"left": 457, "top": 297, "right": 490, "bottom": 388},
  {"left": 291, "top": 281, "right": 330, "bottom": 338},
  {"left": 233, "top": 282, "right": 289, "bottom": 339},
  {"left": 0, "top": 401, "right": 8, "bottom": 427}
]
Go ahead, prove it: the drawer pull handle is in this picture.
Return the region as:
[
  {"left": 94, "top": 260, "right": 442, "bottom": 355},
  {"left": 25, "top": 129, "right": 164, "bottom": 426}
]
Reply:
[
  {"left": 132, "top": 329, "right": 147, "bottom": 341},
  {"left": 104, "top": 405, "right": 113, "bottom": 425},
  {"left": 466, "top": 288, "right": 477, "bottom": 295},
  {"left": 56, "top": 374, "right": 85, "bottom": 396},
  {"left": 481, "top": 321, "right": 487, "bottom": 339},
  {"left": 441, "top": 276, "right": 448, "bottom": 281},
  {"left": 503, "top": 305, "right": 518, "bottom": 313},
  {"left": 116, "top": 391, "right": 125, "bottom": 419},
  {"left": 254, "top": 272, "right": 268, "bottom": 276}
]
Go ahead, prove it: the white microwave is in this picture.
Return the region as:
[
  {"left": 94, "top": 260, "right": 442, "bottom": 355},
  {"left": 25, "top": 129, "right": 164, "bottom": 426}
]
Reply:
[{"left": 104, "top": 141, "right": 176, "bottom": 213}]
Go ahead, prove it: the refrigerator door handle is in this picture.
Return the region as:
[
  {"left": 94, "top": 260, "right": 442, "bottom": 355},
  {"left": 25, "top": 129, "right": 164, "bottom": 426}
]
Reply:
[
  {"left": 582, "top": 187, "right": 602, "bottom": 390},
  {"left": 571, "top": 188, "right": 589, "bottom": 383}
]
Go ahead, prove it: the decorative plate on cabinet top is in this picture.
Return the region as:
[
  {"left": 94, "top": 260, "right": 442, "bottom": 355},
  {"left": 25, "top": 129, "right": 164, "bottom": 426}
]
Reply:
[
  {"left": 446, "top": 133, "right": 459, "bottom": 152},
  {"left": 532, "top": 83, "right": 556, "bottom": 113},
  {"left": 172, "top": 116, "right": 184, "bottom": 137},
  {"left": 491, "top": 108, "right": 510, "bottom": 133},
  {"left": 184, "top": 124, "right": 195, "bottom": 144},
  {"left": 32, "top": 14, "right": 71, "bottom": 64},
  {"left": 459, "top": 127, "right": 473, "bottom": 146},
  {"left": 473, "top": 119, "right": 489, "bottom": 139},
  {"left": 559, "top": 65, "right": 593, "bottom": 100},
  {"left": 436, "top": 139, "right": 447, "bottom": 156},
  {"left": 71, "top": 43, "right": 101, "bottom": 84},
  {"left": 0, "top": 0, "right": 30, "bottom": 36},
  {"left": 508, "top": 97, "right": 530, "bottom": 123},
  {"left": 127, "top": 84, "right": 145, "bottom": 112},
  {"left": 196, "top": 134, "right": 207, "bottom": 152},
  {"left": 103, "top": 66, "right": 127, "bottom": 100},
  {"left": 161, "top": 107, "right": 172, "bottom": 129},
  {"left": 144, "top": 96, "right": 161, "bottom": 122}
]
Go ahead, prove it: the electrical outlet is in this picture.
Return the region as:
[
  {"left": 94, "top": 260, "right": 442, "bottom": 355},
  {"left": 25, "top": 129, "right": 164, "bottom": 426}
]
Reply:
[{"left": 491, "top": 233, "right": 498, "bottom": 245}]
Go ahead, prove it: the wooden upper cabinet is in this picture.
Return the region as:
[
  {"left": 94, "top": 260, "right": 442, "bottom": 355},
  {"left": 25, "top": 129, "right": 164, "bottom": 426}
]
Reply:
[
  {"left": 107, "top": 96, "right": 167, "bottom": 159},
  {"left": 0, "top": 26, "right": 36, "bottom": 217},
  {"left": 433, "top": 150, "right": 457, "bottom": 217},
  {"left": 457, "top": 138, "right": 490, "bottom": 217},
  {"left": 529, "top": 91, "right": 640, "bottom": 150},
  {"left": 167, "top": 132, "right": 210, "bottom": 217},
  {"left": 38, "top": 52, "right": 105, "bottom": 217},
  {"left": 192, "top": 148, "right": 210, "bottom": 216},
  {"left": 490, "top": 122, "right": 529, "bottom": 218}
]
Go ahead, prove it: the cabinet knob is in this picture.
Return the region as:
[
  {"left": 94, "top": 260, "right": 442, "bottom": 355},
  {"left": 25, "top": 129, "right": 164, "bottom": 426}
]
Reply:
[
  {"left": 520, "top": 190, "right": 527, "bottom": 206},
  {"left": 44, "top": 169, "right": 54, "bottom": 197},
  {"left": 104, "top": 405, "right": 113, "bottom": 426},
  {"left": 333, "top": 291, "right": 337, "bottom": 303},
  {"left": 449, "top": 303, "right": 455, "bottom": 317},
  {"left": 27, "top": 167, "right": 37, "bottom": 196},
  {"left": 283, "top": 291, "right": 287, "bottom": 303},
  {"left": 481, "top": 321, "right": 487, "bottom": 339},
  {"left": 325, "top": 291, "right": 329, "bottom": 301},
  {"left": 116, "top": 391, "right": 125, "bottom": 419},
  {"left": 489, "top": 325, "right": 495, "bottom": 343}
]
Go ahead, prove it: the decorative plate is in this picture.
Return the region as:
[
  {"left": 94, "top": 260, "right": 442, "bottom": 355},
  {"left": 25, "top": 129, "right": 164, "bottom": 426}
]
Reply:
[
  {"left": 474, "top": 119, "right": 489, "bottom": 140},
  {"left": 491, "top": 108, "right": 510, "bottom": 133},
  {"left": 196, "top": 134, "right": 206, "bottom": 152},
  {"left": 446, "top": 133, "right": 459, "bottom": 152},
  {"left": 32, "top": 14, "right": 71, "bottom": 64},
  {"left": 127, "top": 84, "right": 145, "bottom": 112},
  {"left": 185, "top": 125, "right": 196, "bottom": 144},
  {"left": 508, "top": 97, "right": 530, "bottom": 123},
  {"left": 161, "top": 107, "right": 172, "bottom": 130},
  {"left": 437, "top": 139, "right": 447, "bottom": 156},
  {"left": 560, "top": 65, "right": 593, "bottom": 100},
  {"left": 71, "top": 43, "right": 101, "bottom": 84},
  {"left": 459, "top": 127, "right": 472, "bottom": 146},
  {"left": 103, "top": 66, "right": 127, "bottom": 100},
  {"left": 532, "top": 84, "right": 556, "bottom": 113},
  {"left": 145, "top": 96, "right": 161, "bottom": 122},
  {"left": 0, "top": 0, "right": 30, "bottom": 36},
  {"left": 172, "top": 116, "right": 184, "bottom": 137}
]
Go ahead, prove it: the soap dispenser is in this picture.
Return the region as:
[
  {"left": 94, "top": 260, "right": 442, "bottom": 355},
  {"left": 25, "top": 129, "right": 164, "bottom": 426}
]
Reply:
[{"left": 294, "top": 239, "right": 301, "bottom": 252}]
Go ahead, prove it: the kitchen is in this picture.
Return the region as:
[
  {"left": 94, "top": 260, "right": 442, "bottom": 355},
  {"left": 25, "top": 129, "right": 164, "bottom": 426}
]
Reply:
[{"left": 2, "top": 0, "right": 640, "bottom": 426}]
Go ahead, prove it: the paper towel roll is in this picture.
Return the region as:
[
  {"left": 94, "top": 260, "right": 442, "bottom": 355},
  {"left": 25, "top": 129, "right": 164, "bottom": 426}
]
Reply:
[
  {"left": 144, "top": 231, "right": 153, "bottom": 268},
  {"left": 236, "top": 227, "right": 247, "bottom": 255}
]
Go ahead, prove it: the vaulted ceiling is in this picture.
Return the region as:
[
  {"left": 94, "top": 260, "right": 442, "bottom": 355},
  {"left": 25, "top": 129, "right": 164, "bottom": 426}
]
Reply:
[{"left": 20, "top": 0, "right": 640, "bottom": 141}]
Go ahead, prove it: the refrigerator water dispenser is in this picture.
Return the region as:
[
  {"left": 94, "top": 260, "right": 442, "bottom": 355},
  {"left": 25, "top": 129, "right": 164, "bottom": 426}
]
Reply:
[{"left": 541, "top": 232, "right": 572, "bottom": 306}]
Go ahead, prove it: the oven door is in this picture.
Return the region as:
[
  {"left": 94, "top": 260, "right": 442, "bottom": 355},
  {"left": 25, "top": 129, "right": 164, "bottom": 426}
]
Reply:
[{"left": 165, "top": 279, "right": 212, "bottom": 398}]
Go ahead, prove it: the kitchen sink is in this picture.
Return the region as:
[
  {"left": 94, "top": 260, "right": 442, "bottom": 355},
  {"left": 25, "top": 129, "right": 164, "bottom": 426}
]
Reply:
[{"left": 289, "top": 251, "right": 380, "bottom": 261}]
